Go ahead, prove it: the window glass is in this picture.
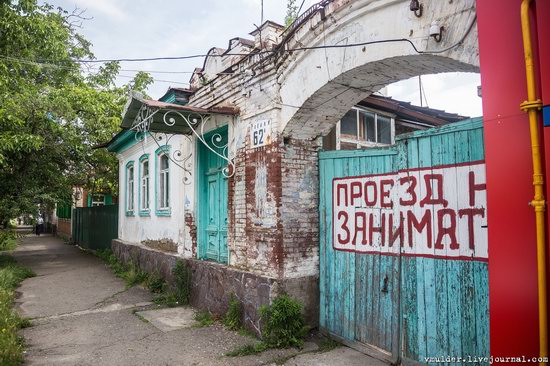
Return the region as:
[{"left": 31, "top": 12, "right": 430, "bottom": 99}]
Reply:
[
  {"left": 160, "top": 173, "right": 165, "bottom": 205},
  {"left": 91, "top": 194, "right": 105, "bottom": 207},
  {"left": 161, "top": 155, "right": 169, "bottom": 170},
  {"left": 127, "top": 166, "right": 134, "bottom": 211},
  {"left": 141, "top": 160, "right": 149, "bottom": 210},
  {"left": 359, "top": 110, "right": 375, "bottom": 142},
  {"left": 165, "top": 175, "right": 169, "bottom": 206},
  {"left": 159, "top": 154, "right": 169, "bottom": 209},
  {"left": 143, "top": 161, "right": 149, "bottom": 176},
  {"left": 377, "top": 115, "right": 392, "bottom": 144},
  {"left": 340, "top": 110, "right": 357, "bottom": 137}
]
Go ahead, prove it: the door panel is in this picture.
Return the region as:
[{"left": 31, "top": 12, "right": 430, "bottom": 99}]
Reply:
[{"left": 199, "top": 127, "right": 229, "bottom": 264}]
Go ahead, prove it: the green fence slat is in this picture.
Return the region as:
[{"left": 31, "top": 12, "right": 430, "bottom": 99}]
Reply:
[{"left": 72, "top": 205, "right": 119, "bottom": 250}]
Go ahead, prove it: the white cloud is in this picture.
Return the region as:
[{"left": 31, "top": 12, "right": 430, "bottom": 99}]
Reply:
[
  {"left": 69, "top": 0, "right": 128, "bottom": 21},
  {"left": 387, "top": 73, "right": 482, "bottom": 118}
]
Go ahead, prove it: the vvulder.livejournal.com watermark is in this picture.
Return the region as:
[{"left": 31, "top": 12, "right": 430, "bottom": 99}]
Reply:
[{"left": 423, "top": 356, "right": 549, "bottom": 364}]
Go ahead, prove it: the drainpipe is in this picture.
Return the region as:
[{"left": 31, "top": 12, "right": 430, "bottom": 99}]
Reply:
[{"left": 520, "top": 0, "right": 548, "bottom": 362}]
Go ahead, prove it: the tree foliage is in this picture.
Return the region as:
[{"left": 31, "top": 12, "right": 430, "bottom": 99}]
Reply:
[
  {"left": 284, "top": 0, "right": 298, "bottom": 27},
  {"left": 0, "top": 0, "right": 152, "bottom": 224}
]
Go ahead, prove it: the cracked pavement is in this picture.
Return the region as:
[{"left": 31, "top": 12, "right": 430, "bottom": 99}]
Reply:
[{"left": 12, "top": 235, "right": 385, "bottom": 366}]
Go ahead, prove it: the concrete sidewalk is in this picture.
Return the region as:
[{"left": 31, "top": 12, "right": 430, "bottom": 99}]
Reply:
[{"left": 12, "top": 235, "right": 386, "bottom": 366}]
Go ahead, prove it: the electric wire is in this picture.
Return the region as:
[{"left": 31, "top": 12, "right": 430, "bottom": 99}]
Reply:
[
  {"left": 0, "top": 13, "right": 478, "bottom": 88},
  {"left": 45, "top": 14, "right": 478, "bottom": 64}
]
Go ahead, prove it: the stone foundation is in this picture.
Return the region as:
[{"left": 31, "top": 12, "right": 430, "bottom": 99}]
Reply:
[{"left": 112, "top": 239, "right": 319, "bottom": 334}]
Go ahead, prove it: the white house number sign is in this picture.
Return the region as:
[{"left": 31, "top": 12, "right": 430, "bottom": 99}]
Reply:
[{"left": 250, "top": 119, "right": 272, "bottom": 148}]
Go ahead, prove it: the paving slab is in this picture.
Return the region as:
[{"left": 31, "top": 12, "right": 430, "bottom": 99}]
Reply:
[{"left": 135, "top": 306, "right": 197, "bottom": 332}]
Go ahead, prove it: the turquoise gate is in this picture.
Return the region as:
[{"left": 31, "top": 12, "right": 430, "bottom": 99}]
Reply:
[{"left": 319, "top": 118, "right": 489, "bottom": 365}]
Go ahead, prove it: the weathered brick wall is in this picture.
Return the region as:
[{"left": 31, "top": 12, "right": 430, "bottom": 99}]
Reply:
[
  {"left": 228, "top": 136, "right": 285, "bottom": 279},
  {"left": 187, "top": 51, "right": 322, "bottom": 282},
  {"left": 281, "top": 138, "right": 321, "bottom": 278}
]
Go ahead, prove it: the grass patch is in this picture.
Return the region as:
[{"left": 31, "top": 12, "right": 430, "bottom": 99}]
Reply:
[
  {"left": 95, "top": 251, "right": 194, "bottom": 310},
  {"left": 237, "top": 328, "right": 257, "bottom": 339},
  {"left": 95, "top": 249, "right": 149, "bottom": 289},
  {"left": 225, "top": 342, "right": 268, "bottom": 357},
  {"left": 260, "top": 294, "right": 308, "bottom": 349},
  {"left": 0, "top": 254, "right": 35, "bottom": 366},
  {"left": 171, "top": 260, "right": 191, "bottom": 305},
  {"left": 153, "top": 292, "right": 179, "bottom": 307},
  {"left": 0, "top": 231, "right": 17, "bottom": 251},
  {"left": 145, "top": 273, "right": 166, "bottom": 294},
  {"left": 193, "top": 310, "right": 214, "bottom": 328},
  {"left": 226, "top": 294, "right": 308, "bottom": 358},
  {"left": 222, "top": 293, "right": 242, "bottom": 330},
  {"left": 319, "top": 337, "right": 339, "bottom": 352}
]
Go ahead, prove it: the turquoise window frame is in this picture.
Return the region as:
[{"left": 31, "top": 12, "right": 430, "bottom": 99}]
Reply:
[
  {"left": 155, "top": 145, "right": 171, "bottom": 217},
  {"left": 138, "top": 154, "right": 150, "bottom": 217},
  {"left": 125, "top": 161, "right": 135, "bottom": 216}
]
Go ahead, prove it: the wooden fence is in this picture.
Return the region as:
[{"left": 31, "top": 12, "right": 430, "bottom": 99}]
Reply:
[{"left": 72, "top": 205, "right": 118, "bottom": 250}]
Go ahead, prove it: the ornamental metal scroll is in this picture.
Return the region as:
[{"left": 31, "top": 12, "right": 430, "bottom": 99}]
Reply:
[
  {"left": 161, "top": 110, "right": 235, "bottom": 178},
  {"left": 129, "top": 105, "right": 235, "bottom": 182},
  {"left": 149, "top": 132, "right": 194, "bottom": 185}
]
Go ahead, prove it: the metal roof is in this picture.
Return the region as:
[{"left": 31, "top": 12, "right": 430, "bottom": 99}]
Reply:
[{"left": 120, "top": 92, "right": 238, "bottom": 134}]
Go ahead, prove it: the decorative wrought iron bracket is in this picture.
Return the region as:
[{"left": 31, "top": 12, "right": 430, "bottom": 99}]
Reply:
[{"left": 128, "top": 105, "right": 235, "bottom": 183}]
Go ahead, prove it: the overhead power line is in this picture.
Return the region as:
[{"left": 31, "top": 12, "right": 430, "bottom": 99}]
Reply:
[{"left": 1, "top": 14, "right": 476, "bottom": 66}]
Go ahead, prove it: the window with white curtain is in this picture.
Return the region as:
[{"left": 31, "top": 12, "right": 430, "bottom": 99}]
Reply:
[
  {"left": 158, "top": 154, "right": 169, "bottom": 209},
  {"left": 141, "top": 159, "right": 149, "bottom": 210},
  {"left": 127, "top": 164, "right": 134, "bottom": 212}
]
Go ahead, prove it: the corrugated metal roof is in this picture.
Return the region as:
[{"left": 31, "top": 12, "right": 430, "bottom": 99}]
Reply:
[{"left": 358, "top": 94, "right": 468, "bottom": 126}]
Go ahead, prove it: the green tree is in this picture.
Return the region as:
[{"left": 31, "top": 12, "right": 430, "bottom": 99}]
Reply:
[
  {"left": 284, "top": 0, "right": 298, "bottom": 27},
  {"left": 0, "top": 1, "right": 152, "bottom": 225}
]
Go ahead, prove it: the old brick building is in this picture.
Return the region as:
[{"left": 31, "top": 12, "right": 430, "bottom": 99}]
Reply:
[{"left": 106, "top": 0, "right": 478, "bottom": 336}]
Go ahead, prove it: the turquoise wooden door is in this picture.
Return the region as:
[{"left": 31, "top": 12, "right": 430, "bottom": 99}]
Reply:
[
  {"left": 198, "top": 127, "right": 228, "bottom": 263},
  {"left": 319, "top": 118, "right": 489, "bottom": 365}
]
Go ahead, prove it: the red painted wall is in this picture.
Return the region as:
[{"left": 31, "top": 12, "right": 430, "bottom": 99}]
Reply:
[{"left": 477, "top": 0, "right": 546, "bottom": 359}]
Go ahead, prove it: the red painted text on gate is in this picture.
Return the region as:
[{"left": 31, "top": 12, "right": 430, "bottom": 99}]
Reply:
[{"left": 332, "top": 161, "right": 488, "bottom": 261}]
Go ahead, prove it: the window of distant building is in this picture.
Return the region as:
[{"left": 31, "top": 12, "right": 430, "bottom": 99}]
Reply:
[{"left": 337, "top": 107, "right": 395, "bottom": 149}]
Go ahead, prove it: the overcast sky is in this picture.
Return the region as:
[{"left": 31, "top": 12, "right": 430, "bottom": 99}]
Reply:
[{"left": 42, "top": 0, "right": 482, "bottom": 118}]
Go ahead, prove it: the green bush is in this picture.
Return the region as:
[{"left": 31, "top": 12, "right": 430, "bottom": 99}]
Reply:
[
  {"left": 124, "top": 263, "right": 148, "bottom": 288},
  {"left": 146, "top": 272, "right": 166, "bottom": 294},
  {"left": 0, "top": 254, "right": 35, "bottom": 365},
  {"left": 223, "top": 293, "right": 242, "bottom": 330},
  {"left": 259, "top": 294, "right": 307, "bottom": 348},
  {"left": 0, "top": 231, "right": 17, "bottom": 251}
]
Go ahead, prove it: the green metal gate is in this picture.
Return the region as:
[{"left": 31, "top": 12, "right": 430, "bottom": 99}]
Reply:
[
  {"left": 72, "top": 205, "right": 119, "bottom": 250},
  {"left": 319, "top": 118, "right": 489, "bottom": 365}
]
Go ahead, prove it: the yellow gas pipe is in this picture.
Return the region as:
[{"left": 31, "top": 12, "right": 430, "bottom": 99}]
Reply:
[{"left": 520, "top": 0, "right": 548, "bottom": 362}]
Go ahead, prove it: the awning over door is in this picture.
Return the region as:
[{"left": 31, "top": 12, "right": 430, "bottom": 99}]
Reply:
[{"left": 120, "top": 92, "right": 238, "bottom": 135}]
